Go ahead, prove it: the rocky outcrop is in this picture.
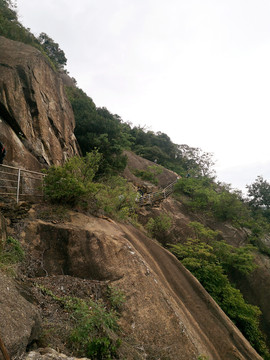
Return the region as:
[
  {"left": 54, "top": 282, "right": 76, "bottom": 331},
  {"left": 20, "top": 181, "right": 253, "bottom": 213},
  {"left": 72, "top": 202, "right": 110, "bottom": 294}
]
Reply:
[
  {"left": 19, "top": 211, "right": 262, "bottom": 360},
  {"left": 123, "top": 150, "right": 179, "bottom": 188},
  {"left": 0, "top": 36, "right": 80, "bottom": 171},
  {"left": 0, "top": 212, "right": 41, "bottom": 360},
  {"left": 0, "top": 272, "right": 41, "bottom": 360},
  {"left": 25, "top": 348, "right": 89, "bottom": 360}
]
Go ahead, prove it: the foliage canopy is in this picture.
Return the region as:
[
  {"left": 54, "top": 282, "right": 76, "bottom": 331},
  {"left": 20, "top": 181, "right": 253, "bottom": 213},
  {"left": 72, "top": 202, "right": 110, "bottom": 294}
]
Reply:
[{"left": 170, "top": 222, "right": 269, "bottom": 359}]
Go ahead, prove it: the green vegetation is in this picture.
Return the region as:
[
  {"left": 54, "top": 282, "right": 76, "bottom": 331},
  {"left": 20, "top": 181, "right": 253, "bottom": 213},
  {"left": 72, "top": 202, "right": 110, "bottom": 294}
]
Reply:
[
  {"left": 66, "top": 86, "right": 131, "bottom": 176},
  {"left": 38, "top": 285, "right": 123, "bottom": 359},
  {"left": 96, "top": 175, "right": 138, "bottom": 222},
  {"left": 0, "top": 236, "right": 24, "bottom": 275},
  {"left": 65, "top": 85, "right": 216, "bottom": 179},
  {"left": 146, "top": 214, "right": 172, "bottom": 245},
  {"left": 174, "top": 177, "right": 249, "bottom": 223},
  {"left": 0, "top": 0, "right": 36, "bottom": 46},
  {"left": 170, "top": 222, "right": 270, "bottom": 359},
  {"left": 0, "top": 1, "right": 67, "bottom": 70},
  {"left": 43, "top": 151, "right": 102, "bottom": 207},
  {"left": 247, "top": 176, "right": 270, "bottom": 210},
  {"left": 43, "top": 151, "right": 138, "bottom": 222},
  {"left": 173, "top": 176, "right": 270, "bottom": 258},
  {"left": 133, "top": 165, "right": 163, "bottom": 185},
  {"left": 38, "top": 32, "right": 67, "bottom": 69},
  {"left": 197, "top": 356, "right": 209, "bottom": 360}
]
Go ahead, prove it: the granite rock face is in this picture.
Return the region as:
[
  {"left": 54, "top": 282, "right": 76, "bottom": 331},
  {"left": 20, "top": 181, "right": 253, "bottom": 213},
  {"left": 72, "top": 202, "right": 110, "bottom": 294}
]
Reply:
[{"left": 0, "top": 36, "right": 80, "bottom": 171}]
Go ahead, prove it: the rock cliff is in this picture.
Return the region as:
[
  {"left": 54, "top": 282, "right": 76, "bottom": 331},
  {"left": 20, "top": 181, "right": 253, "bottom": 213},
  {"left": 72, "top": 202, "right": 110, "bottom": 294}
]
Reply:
[{"left": 0, "top": 36, "right": 80, "bottom": 170}]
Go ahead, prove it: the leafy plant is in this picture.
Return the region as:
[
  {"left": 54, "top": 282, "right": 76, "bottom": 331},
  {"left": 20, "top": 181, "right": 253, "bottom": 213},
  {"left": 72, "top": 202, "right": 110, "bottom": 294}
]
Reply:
[
  {"left": 133, "top": 165, "right": 163, "bottom": 185},
  {"left": 66, "top": 86, "right": 131, "bottom": 175},
  {"left": 146, "top": 214, "right": 172, "bottom": 245},
  {"left": 197, "top": 355, "right": 209, "bottom": 360},
  {"left": 247, "top": 176, "right": 270, "bottom": 210},
  {"left": 96, "top": 176, "right": 138, "bottom": 222},
  {"left": 37, "top": 285, "right": 123, "bottom": 359},
  {"left": 107, "top": 286, "right": 125, "bottom": 311},
  {"left": 174, "top": 177, "right": 250, "bottom": 223},
  {"left": 170, "top": 222, "right": 269, "bottom": 359},
  {"left": 43, "top": 151, "right": 102, "bottom": 207},
  {"left": 0, "top": 236, "right": 25, "bottom": 274}
]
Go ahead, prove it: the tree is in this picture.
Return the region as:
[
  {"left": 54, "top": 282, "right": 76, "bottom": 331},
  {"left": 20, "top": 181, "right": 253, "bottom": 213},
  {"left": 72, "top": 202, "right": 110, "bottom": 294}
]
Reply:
[
  {"left": 246, "top": 176, "right": 270, "bottom": 209},
  {"left": 170, "top": 222, "right": 269, "bottom": 358},
  {"left": 38, "top": 32, "right": 67, "bottom": 69},
  {"left": 177, "top": 144, "right": 216, "bottom": 178},
  {"left": 66, "top": 87, "right": 131, "bottom": 175}
]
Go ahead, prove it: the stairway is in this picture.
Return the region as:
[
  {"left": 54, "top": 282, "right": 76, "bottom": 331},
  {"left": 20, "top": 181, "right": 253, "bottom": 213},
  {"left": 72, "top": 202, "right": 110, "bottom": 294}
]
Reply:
[{"left": 139, "top": 179, "right": 179, "bottom": 206}]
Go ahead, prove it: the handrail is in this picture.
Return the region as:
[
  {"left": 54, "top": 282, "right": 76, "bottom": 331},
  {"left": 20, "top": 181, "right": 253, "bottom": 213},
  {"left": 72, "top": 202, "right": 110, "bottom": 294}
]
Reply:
[
  {"left": 0, "top": 164, "right": 44, "bottom": 176},
  {"left": 139, "top": 178, "right": 179, "bottom": 206},
  {"left": 0, "top": 164, "right": 45, "bottom": 203}
]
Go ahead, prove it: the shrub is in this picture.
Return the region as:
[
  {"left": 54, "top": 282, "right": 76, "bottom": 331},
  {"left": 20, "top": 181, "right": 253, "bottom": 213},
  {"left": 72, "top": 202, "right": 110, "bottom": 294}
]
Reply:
[
  {"left": 96, "top": 176, "right": 138, "bottom": 222},
  {"left": 43, "top": 151, "right": 102, "bottom": 207},
  {"left": 170, "top": 222, "right": 269, "bottom": 359},
  {"left": 67, "top": 297, "right": 120, "bottom": 358},
  {"left": 133, "top": 165, "right": 163, "bottom": 185},
  {"left": 174, "top": 177, "right": 250, "bottom": 224},
  {"left": 37, "top": 285, "right": 123, "bottom": 359},
  {"left": 0, "top": 236, "right": 25, "bottom": 275},
  {"left": 146, "top": 214, "right": 172, "bottom": 245}
]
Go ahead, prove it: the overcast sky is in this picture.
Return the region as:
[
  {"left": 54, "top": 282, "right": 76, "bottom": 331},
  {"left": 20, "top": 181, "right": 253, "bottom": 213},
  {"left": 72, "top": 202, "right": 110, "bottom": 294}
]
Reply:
[{"left": 16, "top": 0, "right": 270, "bottom": 193}]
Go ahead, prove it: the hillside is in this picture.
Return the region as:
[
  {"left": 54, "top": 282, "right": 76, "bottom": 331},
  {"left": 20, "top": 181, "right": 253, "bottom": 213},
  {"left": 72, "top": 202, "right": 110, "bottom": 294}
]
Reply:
[
  {"left": 0, "top": 13, "right": 270, "bottom": 360},
  {"left": 0, "top": 197, "right": 263, "bottom": 360}
]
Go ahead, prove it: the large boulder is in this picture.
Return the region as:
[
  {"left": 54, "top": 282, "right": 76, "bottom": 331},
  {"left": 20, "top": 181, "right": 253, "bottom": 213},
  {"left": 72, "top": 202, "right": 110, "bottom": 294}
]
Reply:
[{"left": 0, "top": 36, "right": 80, "bottom": 171}]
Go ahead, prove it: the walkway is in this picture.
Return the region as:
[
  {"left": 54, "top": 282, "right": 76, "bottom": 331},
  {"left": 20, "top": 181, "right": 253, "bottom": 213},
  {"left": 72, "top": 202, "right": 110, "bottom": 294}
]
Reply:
[
  {"left": 0, "top": 164, "right": 45, "bottom": 203},
  {"left": 139, "top": 179, "right": 179, "bottom": 206}
]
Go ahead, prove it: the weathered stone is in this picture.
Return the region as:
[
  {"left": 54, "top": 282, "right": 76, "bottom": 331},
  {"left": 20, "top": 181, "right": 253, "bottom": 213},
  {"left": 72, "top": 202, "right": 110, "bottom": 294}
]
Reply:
[
  {"left": 0, "top": 36, "right": 80, "bottom": 171},
  {"left": 0, "top": 272, "right": 41, "bottom": 360},
  {"left": 20, "top": 212, "right": 263, "bottom": 360},
  {"left": 25, "top": 348, "right": 89, "bottom": 360}
]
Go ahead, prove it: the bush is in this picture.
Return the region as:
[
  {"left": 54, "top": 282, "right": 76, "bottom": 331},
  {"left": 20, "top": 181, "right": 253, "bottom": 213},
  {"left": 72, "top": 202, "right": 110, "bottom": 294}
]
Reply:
[
  {"left": 0, "top": 236, "right": 25, "bottom": 275},
  {"left": 170, "top": 222, "right": 269, "bottom": 359},
  {"left": 43, "top": 151, "right": 102, "bottom": 207},
  {"left": 67, "top": 297, "right": 120, "bottom": 359},
  {"left": 174, "top": 177, "right": 250, "bottom": 223},
  {"left": 133, "top": 165, "right": 163, "bottom": 185},
  {"left": 38, "top": 285, "right": 124, "bottom": 359},
  {"left": 146, "top": 214, "right": 172, "bottom": 245},
  {"left": 96, "top": 176, "right": 138, "bottom": 222}
]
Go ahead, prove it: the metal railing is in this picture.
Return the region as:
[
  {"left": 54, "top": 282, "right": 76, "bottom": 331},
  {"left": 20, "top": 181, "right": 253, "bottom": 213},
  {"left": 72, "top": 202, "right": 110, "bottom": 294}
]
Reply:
[
  {"left": 139, "top": 178, "right": 179, "bottom": 206},
  {"left": 0, "top": 164, "right": 45, "bottom": 203}
]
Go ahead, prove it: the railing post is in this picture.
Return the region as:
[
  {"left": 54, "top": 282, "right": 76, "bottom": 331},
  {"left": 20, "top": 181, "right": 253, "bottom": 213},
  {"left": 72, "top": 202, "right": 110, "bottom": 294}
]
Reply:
[{"left": 16, "top": 168, "right": 21, "bottom": 204}]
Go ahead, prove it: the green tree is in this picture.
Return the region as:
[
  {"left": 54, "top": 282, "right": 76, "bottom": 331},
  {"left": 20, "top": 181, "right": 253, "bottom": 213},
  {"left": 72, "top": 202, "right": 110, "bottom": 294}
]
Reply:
[
  {"left": 174, "top": 177, "right": 250, "bottom": 223},
  {"left": 66, "top": 86, "right": 131, "bottom": 175},
  {"left": 38, "top": 32, "right": 67, "bottom": 69},
  {"left": 146, "top": 214, "right": 172, "bottom": 245},
  {"left": 247, "top": 176, "right": 270, "bottom": 210},
  {"left": 170, "top": 222, "right": 269, "bottom": 359},
  {"left": 177, "top": 144, "right": 216, "bottom": 178}
]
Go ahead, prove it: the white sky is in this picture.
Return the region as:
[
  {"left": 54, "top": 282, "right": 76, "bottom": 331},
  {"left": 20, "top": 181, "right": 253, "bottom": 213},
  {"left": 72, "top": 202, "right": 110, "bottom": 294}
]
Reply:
[{"left": 16, "top": 0, "right": 270, "bottom": 192}]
